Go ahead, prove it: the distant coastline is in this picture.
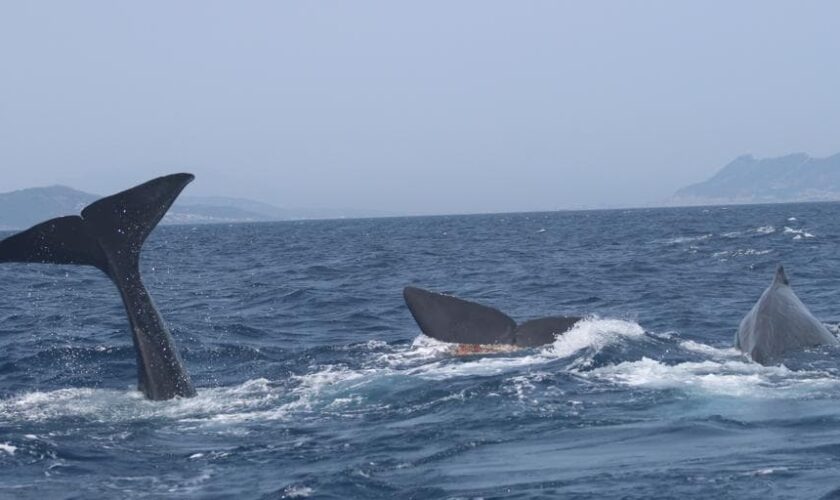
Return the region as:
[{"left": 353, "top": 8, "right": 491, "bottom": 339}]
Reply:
[
  {"left": 0, "top": 185, "right": 393, "bottom": 230},
  {"left": 671, "top": 152, "right": 840, "bottom": 206},
  {"left": 5, "top": 153, "right": 840, "bottom": 230}
]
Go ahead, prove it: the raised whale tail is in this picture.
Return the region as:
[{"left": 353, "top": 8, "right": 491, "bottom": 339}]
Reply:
[
  {"left": 403, "top": 286, "right": 581, "bottom": 348},
  {"left": 0, "top": 174, "right": 196, "bottom": 400},
  {"left": 0, "top": 173, "right": 193, "bottom": 273}
]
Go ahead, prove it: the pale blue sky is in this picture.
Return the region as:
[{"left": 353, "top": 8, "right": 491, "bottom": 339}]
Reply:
[{"left": 1, "top": 1, "right": 839, "bottom": 214}]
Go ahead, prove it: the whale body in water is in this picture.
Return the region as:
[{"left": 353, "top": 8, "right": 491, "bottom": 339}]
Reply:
[
  {"left": 735, "top": 265, "right": 838, "bottom": 365},
  {"left": 404, "top": 286, "right": 581, "bottom": 354},
  {"left": 0, "top": 174, "right": 196, "bottom": 400}
]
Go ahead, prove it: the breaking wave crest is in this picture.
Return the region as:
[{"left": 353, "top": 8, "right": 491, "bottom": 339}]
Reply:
[
  {"left": 0, "top": 318, "right": 648, "bottom": 426},
  {"left": 588, "top": 357, "right": 840, "bottom": 398},
  {"left": 2, "top": 317, "right": 838, "bottom": 433}
]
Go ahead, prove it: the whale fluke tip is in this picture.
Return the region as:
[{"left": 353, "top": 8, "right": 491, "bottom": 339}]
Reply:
[{"left": 402, "top": 286, "right": 517, "bottom": 345}]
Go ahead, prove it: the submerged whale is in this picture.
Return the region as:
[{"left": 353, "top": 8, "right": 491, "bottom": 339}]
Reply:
[
  {"left": 0, "top": 174, "right": 196, "bottom": 400},
  {"left": 403, "top": 286, "right": 581, "bottom": 354},
  {"left": 736, "top": 265, "right": 838, "bottom": 365}
]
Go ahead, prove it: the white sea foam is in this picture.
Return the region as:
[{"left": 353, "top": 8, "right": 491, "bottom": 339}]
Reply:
[
  {"left": 404, "top": 349, "right": 548, "bottom": 379},
  {"left": 0, "top": 379, "right": 289, "bottom": 426},
  {"left": 587, "top": 357, "right": 840, "bottom": 398},
  {"left": 546, "top": 317, "right": 645, "bottom": 361},
  {"left": 713, "top": 249, "right": 772, "bottom": 260},
  {"left": 263, "top": 318, "right": 646, "bottom": 391},
  {"left": 507, "top": 375, "right": 538, "bottom": 401},
  {"left": 403, "top": 317, "right": 645, "bottom": 379},
  {"left": 0, "top": 361, "right": 432, "bottom": 426},
  {"left": 679, "top": 340, "right": 741, "bottom": 358},
  {"left": 663, "top": 234, "right": 713, "bottom": 244},
  {"left": 749, "top": 467, "right": 788, "bottom": 476},
  {"left": 282, "top": 486, "right": 314, "bottom": 498},
  {"left": 391, "top": 334, "right": 454, "bottom": 364},
  {"left": 12, "top": 318, "right": 829, "bottom": 430},
  {"left": 0, "top": 317, "right": 650, "bottom": 427},
  {"left": 0, "top": 443, "right": 16, "bottom": 455},
  {"left": 756, "top": 225, "right": 775, "bottom": 234},
  {"left": 784, "top": 227, "right": 815, "bottom": 239},
  {"left": 286, "top": 365, "right": 373, "bottom": 412}
]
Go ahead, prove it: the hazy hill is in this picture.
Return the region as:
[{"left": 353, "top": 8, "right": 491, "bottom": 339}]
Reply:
[
  {"left": 0, "top": 186, "right": 99, "bottom": 230},
  {"left": 0, "top": 185, "right": 389, "bottom": 230},
  {"left": 673, "top": 153, "right": 840, "bottom": 205}
]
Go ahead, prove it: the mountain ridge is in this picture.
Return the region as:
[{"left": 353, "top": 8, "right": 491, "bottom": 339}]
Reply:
[
  {"left": 0, "top": 185, "right": 390, "bottom": 230},
  {"left": 673, "top": 152, "right": 840, "bottom": 205}
]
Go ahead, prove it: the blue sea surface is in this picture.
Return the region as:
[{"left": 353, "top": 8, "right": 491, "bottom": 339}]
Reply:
[{"left": 3, "top": 203, "right": 840, "bottom": 499}]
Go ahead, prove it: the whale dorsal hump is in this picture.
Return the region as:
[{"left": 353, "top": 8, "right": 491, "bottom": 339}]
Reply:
[{"left": 774, "top": 265, "right": 789, "bottom": 286}]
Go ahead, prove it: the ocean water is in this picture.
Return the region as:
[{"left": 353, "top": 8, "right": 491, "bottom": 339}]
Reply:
[{"left": 2, "top": 203, "right": 840, "bottom": 499}]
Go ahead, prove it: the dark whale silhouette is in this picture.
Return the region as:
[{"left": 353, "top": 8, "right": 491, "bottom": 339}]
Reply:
[
  {"left": 736, "top": 265, "right": 838, "bottom": 365},
  {"left": 403, "top": 286, "right": 581, "bottom": 351},
  {"left": 0, "top": 174, "right": 196, "bottom": 400}
]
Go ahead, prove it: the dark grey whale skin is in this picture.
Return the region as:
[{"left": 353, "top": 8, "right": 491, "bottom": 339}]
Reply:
[
  {"left": 403, "top": 286, "right": 581, "bottom": 348},
  {"left": 0, "top": 174, "right": 196, "bottom": 401},
  {"left": 736, "top": 265, "right": 838, "bottom": 365}
]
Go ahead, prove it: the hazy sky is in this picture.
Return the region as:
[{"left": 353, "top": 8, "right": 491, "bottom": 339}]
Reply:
[{"left": 1, "top": 1, "right": 839, "bottom": 214}]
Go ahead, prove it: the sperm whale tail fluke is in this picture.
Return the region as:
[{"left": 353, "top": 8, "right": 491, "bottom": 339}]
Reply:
[
  {"left": 0, "top": 174, "right": 196, "bottom": 400},
  {"left": 403, "top": 286, "right": 580, "bottom": 348},
  {"left": 735, "top": 264, "right": 838, "bottom": 365}
]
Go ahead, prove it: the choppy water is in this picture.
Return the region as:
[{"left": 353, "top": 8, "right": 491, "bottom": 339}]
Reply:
[{"left": 3, "top": 203, "right": 840, "bottom": 499}]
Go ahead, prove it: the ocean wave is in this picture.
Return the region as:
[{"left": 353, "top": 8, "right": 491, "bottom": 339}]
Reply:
[
  {"left": 662, "top": 234, "right": 714, "bottom": 245},
  {"left": 281, "top": 486, "right": 315, "bottom": 498},
  {"left": 398, "top": 317, "right": 646, "bottom": 379},
  {"left": 0, "top": 378, "right": 293, "bottom": 426},
  {"left": 2, "top": 318, "right": 833, "bottom": 430},
  {"left": 0, "top": 317, "right": 649, "bottom": 427},
  {"left": 546, "top": 317, "right": 645, "bottom": 364},
  {"left": 713, "top": 249, "right": 772, "bottom": 259},
  {"left": 784, "top": 226, "right": 815, "bottom": 239},
  {"left": 587, "top": 357, "right": 840, "bottom": 398},
  {"left": 679, "top": 339, "right": 741, "bottom": 358}
]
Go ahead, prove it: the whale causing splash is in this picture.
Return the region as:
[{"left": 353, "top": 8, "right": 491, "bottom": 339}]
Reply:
[
  {"left": 403, "top": 286, "right": 581, "bottom": 354},
  {"left": 0, "top": 174, "right": 196, "bottom": 400},
  {"left": 735, "top": 265, "right": 838, "bottom": 365}
]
